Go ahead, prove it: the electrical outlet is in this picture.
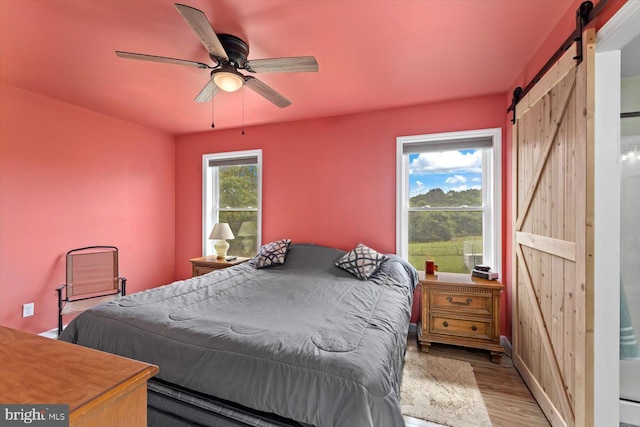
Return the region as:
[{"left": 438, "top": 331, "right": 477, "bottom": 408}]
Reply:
[{"left": 22, "top": 302, "right": 34, "bottom": 318}]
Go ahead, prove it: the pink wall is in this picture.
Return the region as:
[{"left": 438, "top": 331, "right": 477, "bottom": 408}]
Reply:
[
  {"left": 175, "top": 95, "right": 507, "bottom": 323},
  {"left": 0, "top": 83, "right": 176, "bottom": 334}
]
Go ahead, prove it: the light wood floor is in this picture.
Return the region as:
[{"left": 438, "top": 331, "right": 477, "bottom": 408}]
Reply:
[{"left": 404, "top": 331, "right": 550, "bottom": 427}]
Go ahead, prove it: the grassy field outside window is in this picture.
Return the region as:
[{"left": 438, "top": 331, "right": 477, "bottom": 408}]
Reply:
[{"left": 408, "top": 236, "right": 483, "bottom": 274}]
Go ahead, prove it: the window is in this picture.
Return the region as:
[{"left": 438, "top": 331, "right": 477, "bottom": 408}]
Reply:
[
  {"left": 396, "top": 129, "right": 501, "bottom": 275},
  {"left": 203, "top": 150, "right": 262, "bottom": 257}
]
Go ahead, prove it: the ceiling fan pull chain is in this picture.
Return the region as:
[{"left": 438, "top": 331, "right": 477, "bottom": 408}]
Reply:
[{"left": 242, "top": 86, "right": 245, "bottom": 135}]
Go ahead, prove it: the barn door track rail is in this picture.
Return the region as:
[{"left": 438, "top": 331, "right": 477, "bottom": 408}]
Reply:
[{"left": 507, "top": 0, "right": 609, "bottom": 123}]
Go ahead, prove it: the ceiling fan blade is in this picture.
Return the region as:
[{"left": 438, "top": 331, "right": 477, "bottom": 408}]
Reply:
[
  {"left": 246, "top": 56, "right": 318, "bottom": 73},
  {"left": 244, "top": 76, "right": 291, "bottom": 108},
  {"left": 174, "top": 4, "right": 228, "bottom": 61},
  {"left": 194, "top": 79, "right": 220, "bottom": 103},
  {"left": 115, "top": 51, "right": 211, "bottom": 69}
]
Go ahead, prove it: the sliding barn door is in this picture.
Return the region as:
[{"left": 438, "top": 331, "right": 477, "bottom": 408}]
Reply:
[{"left": 512, "top": 29, "right": 594, "bottom": 427}]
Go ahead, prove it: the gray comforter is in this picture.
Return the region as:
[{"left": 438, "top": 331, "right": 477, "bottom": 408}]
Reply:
[{"left": 59, "top": 244, "right": 417, "bottom": 427}]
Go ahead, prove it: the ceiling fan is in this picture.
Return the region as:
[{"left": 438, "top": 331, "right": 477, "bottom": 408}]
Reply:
[{"left": 116, "top": 3, "right": 318, "bottom": 108}]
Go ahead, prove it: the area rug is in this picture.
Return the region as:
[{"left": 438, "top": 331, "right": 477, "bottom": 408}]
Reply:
[{"left": 401, "top": 350, "right": 492, "bottom": 427}]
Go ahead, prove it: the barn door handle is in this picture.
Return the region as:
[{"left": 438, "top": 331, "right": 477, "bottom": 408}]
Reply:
[{"left": 447, "top": 297, "right": 472, "bottom": 306}]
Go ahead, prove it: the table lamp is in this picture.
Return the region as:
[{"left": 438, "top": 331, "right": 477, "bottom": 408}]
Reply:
[{"left": 209, "top": 223, "right": 235, "bottom": 259}]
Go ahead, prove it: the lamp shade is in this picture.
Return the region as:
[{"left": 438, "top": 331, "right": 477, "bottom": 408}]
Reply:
[
  {"left": 237, "top": 221, "right": 257, "bottom": 237},
  {"left": 209, "top": 223, "right": 235, "bottom": 240}
]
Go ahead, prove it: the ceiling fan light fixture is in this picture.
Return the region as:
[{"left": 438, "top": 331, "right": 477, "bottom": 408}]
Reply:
[{"left": 213, "top": 71, "right": 244, "bottom": 92}]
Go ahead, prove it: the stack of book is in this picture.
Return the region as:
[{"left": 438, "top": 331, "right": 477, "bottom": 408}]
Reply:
[{"left": 471, "top": 265, "right": 499, "bottom": 280}]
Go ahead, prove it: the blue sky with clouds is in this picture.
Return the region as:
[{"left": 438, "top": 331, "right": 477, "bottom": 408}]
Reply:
[{"left": 409, "top": 149, "right": 482, "bottom": 197}]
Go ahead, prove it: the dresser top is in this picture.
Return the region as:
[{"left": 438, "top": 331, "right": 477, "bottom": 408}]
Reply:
[{"left": 0, "top": 326, "right": 158, "bottom": 410}]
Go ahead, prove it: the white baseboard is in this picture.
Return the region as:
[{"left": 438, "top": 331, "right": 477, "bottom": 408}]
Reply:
[{"left": 500, "top": 335, "right": 513, "bottom": 358}]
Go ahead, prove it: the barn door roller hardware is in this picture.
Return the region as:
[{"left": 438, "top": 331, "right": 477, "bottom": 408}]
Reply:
[{"left": 507, "top": 0, "right": 608, "bottom": 123}]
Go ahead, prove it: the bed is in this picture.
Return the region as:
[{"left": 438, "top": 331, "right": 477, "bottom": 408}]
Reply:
[{"left": 59, "top": 243, "right": 417, "bottom": 427}]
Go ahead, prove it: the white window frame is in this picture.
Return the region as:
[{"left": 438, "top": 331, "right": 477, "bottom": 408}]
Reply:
[
  {"left": 396, "top": 128, "right": 502, "bottom": 276},
  {"left": 202, "top": 149, "right": 262, "bottom": 256}
]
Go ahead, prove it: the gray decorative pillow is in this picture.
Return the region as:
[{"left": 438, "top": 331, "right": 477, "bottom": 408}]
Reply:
[
  {"left": 335, "top": 243, "right": 388, "bottom": 280},
  {"left": 254, "top": 239, "right": 292, "bottom": 269}
]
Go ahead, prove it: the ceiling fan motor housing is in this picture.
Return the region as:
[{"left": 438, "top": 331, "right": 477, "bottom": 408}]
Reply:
[{"left": 215, "top": 34, "right": 250, "bottom": 68}]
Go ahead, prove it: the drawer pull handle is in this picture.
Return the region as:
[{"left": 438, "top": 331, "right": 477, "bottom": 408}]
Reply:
[
  {"left": 443, "top": 321, "right": 449, "bottom": 327},
  {"left": 471, "top": 325, "right": 477, "bottom": 331},
  {"left": 446, "top": 297, "right": 473, "bottom": 306}
]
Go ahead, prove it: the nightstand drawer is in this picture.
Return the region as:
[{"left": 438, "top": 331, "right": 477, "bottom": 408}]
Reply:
[
  {"left": 430, "top": 315, "right": 492, "bottom": 341},
  {"left": 430, "top": 291, "right": 492, "bottom": 316},
  {"left": 193, "top": 266, "right": 215, "bottom": 276}
]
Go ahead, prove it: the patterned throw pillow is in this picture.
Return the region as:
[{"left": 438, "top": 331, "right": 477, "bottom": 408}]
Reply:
[
  {"left": 335, "top": 243, "right": 388, "bottom": 280},
  {"left": 254, "top": 239, "right": 292, "bottom": 269}
]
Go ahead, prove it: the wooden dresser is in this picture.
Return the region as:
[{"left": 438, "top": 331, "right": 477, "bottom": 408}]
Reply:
[
  {"left": 189, "top": 255, "right": 250, "bottom": 277},
  {"left": 0, "top": 326, "right": 158, "bottom": 426},
  {"left": 417, "top": 272, "right": 504, "bottom": 363}
]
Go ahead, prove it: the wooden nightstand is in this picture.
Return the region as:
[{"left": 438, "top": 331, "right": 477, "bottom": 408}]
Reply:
[
  {"left": 417, "top": 271, "right": 504, "bottom": 363},
  {"left": 189, "top": 255, "right": 251, "bottom": 277}
]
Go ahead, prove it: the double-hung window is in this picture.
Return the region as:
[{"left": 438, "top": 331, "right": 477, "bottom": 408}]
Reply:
[
  {"left": 397, "top": 129, "right": 501, "bottom": 275},
  {"left": 203, "top": 150, "right": 262, "bottom": 257}
]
